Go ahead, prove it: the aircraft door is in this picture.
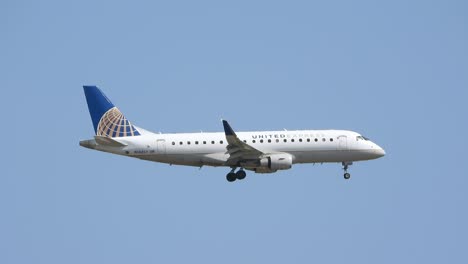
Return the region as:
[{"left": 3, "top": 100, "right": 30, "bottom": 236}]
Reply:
[
  {"left": 338, "top": 135, "right": 348, "bottom": 150},
  {"left": 156, "top": 139, "right": 166, "bottom": 155}
]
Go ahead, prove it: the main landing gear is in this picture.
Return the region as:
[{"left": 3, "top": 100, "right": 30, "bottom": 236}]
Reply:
[
  {"left": 342, "top": 162, "right": 353, "bottom": 180},
  {"left": 226, "top": 168, "right": 246, "bottom": 182}
]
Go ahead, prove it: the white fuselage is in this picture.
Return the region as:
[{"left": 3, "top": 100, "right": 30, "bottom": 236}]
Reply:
[
  {"left": 80, "top": 86, "right": 385, "bottom": 180},
  {"left": 81, "top": 128, "right": 385, "bottom": 168}
]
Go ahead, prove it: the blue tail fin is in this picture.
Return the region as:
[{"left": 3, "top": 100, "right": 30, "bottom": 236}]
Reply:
[{"left": 83, "top": 86, "right": 140, "bottom": 137}]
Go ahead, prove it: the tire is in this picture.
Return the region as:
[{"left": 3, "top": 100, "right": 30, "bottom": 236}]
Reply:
[
  {"left": 226, "top": 172, "right": 237, "bottom": 182},
  {"left": 236, "top": 170, "right": 246, "bottom": 180},
  {"left": 344, "top": 173, "right": 351, "bottom": 180}
]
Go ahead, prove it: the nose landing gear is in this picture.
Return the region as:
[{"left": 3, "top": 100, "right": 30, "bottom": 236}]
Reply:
[
  {"left": 226, "top": 168, "right": 247, "bottom": 182},
  {"left": 342, "top": 162, "right": 353, "bottom": 180}
]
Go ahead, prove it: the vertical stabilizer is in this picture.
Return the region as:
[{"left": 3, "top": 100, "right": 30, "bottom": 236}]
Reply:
[{"left": 83, "top": 86, "right": 140, "bottom": 138}]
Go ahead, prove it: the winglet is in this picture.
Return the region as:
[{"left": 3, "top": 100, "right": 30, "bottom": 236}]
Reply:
[{"left": 222, "top": 120, "right": 236, "bottom": 136}]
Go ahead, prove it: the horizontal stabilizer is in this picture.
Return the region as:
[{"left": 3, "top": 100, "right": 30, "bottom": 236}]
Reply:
[{"left": 94, "top": 136, "right": 127, "bottom": 147}]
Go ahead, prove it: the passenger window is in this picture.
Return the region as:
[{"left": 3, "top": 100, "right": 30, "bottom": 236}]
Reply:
[
  {"left": 330, "top": 138, "right": 333, "bottom": 142},
  {"left": 322, "top": 138, "right": 326, "bottom": 142},
  {"left": 203, "top": 141, "right": 206, "bottom": 144},
  {"left": 243, "top": 140, "right": 246, "bottom": 143},
  {"left": 307, "top": 138, "right": 310, "bottom": 142},
  {"left": 291, "top": 139, "right": 295, "bottom": 142},
  {"left": 187, "top": 141, "right": 191, "bottom": 145},
  {"left": 220, "top": 140, "right": 223, "bottom": 144},
  {"left": 268, "top": 139, "right": 271, "bottom": 143},
  {"left": 314, "top": 138, "right": 318, "bottom": 142},
  {"left": 252, "top": 140, "right": 256, "bottom": 143},
  {"left": 172, "top": 142, "right": 175, "bottom": 145},
  {"left": 299, "top": 139, "right": 303, "bottom": 142},
  {"left": 284, "top": 139, "right": 287, "bottom": 142},
  {"left": 195, "top": 141, "right": 199, "bottom": 144},
  {"left": 260, "top": 139, "right": 264, "bottom": 143},
  {"left": 211, "top": 141, "right": 215, "bottom": 144},
  {"left": 276, "top": 139, "right": 279, "bottom": 143},
  {"left": 180, "top": 142, "right": 183, "bottom": 145}
]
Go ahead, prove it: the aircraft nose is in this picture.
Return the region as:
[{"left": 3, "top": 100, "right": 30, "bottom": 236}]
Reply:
[
  {"left": 369, "top": 141, "right": 385, "bottom": 158},
  {"left": 374, "top": 147, "right": 386, "bottom": 158}
]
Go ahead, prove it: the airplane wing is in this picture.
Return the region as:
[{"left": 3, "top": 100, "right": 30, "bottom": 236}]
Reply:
[{"left": 222, "top": 120, "right": 264, "bottom": 166}]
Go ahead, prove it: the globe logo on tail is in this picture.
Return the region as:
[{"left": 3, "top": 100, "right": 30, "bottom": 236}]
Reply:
[{"left": 97, "top": 107, "right": 140, "bottom": 138}]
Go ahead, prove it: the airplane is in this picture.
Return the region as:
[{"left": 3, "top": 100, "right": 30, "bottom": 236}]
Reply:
[{"left": 79, "top": 86, "right": 385, "bottom": 182}]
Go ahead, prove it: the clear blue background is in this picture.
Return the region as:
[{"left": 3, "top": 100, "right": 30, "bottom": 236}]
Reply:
[{"left": 2, "top": 0, "right": 467, "bottom": 263}]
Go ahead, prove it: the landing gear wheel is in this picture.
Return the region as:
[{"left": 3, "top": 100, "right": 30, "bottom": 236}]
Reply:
[
  {"left": 341, "top": 162, "right": 353, "bottom": 180},
  {"left": 236, "top": 170, "right": 246, "bottom": 180},
  {"left": 226, "top": 172, "right": 237, "bottom": 182}
]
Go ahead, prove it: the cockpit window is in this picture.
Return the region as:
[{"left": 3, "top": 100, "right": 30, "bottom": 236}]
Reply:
[{"left": 356, "top": 136, "right": 370, "bottom": 141}]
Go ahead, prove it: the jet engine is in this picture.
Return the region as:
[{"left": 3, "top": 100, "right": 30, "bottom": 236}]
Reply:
[{"left": 241, "top": 153, "right": 293, "bottom": 174}]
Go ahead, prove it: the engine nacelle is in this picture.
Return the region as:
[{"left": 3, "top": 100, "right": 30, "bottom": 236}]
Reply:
[
  {"left": 240, "top": 153, "right": 293, "bottom": 173},
  {"left": 252, "top": 153, "right": 293, "bottom": 173}
]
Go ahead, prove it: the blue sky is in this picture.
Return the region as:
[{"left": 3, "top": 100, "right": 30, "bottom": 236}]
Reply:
[{"left": 2, "top": 0, "right": 468, "bottom": 263}]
